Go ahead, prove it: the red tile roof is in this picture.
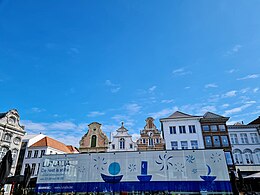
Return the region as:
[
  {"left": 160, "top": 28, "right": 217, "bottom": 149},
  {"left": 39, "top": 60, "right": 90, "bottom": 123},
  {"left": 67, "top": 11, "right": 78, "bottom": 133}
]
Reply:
[{"left": 30, "top": 137, "right": 73, "bottom": 153}]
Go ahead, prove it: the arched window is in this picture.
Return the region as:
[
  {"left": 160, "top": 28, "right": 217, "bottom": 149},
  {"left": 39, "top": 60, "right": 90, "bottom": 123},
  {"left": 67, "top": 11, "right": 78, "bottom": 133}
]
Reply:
[
  {"left": 233, "top": 149, "right": 243, "bottom": 164},
  {"left": 244, "top": 149, "right": 254, "bottom": 164},
  {"left": 0, "top": 146, "right": 9, "bottom": 159},
  {"left": 4, "top": 133, "right": 12, "bottom": 142},
  {"left": 119, "top": 138, "right": 125, "bottom": 149},
  {"left": 91, "top": 135, "right": 97, "bottom": 147}
]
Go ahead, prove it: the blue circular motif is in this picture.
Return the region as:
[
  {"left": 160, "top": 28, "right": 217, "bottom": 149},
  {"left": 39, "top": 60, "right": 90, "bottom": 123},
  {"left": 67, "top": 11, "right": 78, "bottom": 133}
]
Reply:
[{"left": 109, "top": 162, "right": 120, "bottom": 175}]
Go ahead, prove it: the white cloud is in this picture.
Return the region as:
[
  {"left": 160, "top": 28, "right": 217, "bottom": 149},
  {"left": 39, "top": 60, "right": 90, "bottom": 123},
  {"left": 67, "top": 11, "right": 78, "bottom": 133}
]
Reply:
[
  {"left": 105, "top": 80, "right": 121, "bottom": 93},
  {"left": 226, "top": 69, "right": 237, "bottom": 74},
  {"left": 222, "top": 90, "right": 237, "bottom": 98},
  {"left": 149, "top": 106, "right": 178, "bottom": 119},
  {"left": 184, "top": 86, "right": 191, "bottom": 89},
  {"left": 131, "top": 133, "right": 140, "bottom": 142},
  {"left": 240, "top": 88, "right": 250, "bottom": 94},
  {"left": 148, "top": 85, "right": 157, "bottom": 93},
  {"left": 48, "top": 121, "right": 78, "bottom": 130},
  {"left": 200, "top": 106, "right": 217, "bottom": 114},
  {"left": 225, "top": 44, "right": 242, "bottom": 56},
  {"left": 31, "top": 107, "right": 46, "bottom": 113},
  {"left": 205, "top": 83, "right": 218, "bottom": 88},
  {"left": 253, "top": 88, "right": 259, "bottom": 93},
  {"left": 245, "top": 100, "right": 256, "bottom": 104},
  {"left": 21, "top": 120, "right": 47, "bottom": 131},
  {"left": 87, "top": 111, "right": 105, "bottom": 117},
  {"left": 125, "top": 103, "right": 141, "bottom": 114},
  {"left": 161, "top": 99, "right": 174, "bottom": 103},
  {"left": 222, "top": 104, "right": 229, "bottom": 108},
  {"left": 224, "top": 104, "right": 252, "bottom": 115},
  {"left": 172, "top": 68, "right": 192, "bottom": 76},
  {"left": 237, "top": 74, "right": 259, "bottom": 80}
]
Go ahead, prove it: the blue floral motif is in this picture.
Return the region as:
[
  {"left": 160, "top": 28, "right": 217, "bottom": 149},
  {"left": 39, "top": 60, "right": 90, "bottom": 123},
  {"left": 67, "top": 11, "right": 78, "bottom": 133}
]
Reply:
[
  {"left": 210, "top": 152, "right": 222, "bottom": 163},
  {"left": 128, "top": 163, "right": 136, "bottom": 172},
  {"left": 155, "top": 154, "right": 173, "bottom": 171},
  {"left": 192, "top": 169, "right": 197, "bottom": 174},
  {"left": 185, "top": 155, "right": 195, "bottom": 163},
  {"left": 93, "top": 156, "right": 107, "bottom": 170}
]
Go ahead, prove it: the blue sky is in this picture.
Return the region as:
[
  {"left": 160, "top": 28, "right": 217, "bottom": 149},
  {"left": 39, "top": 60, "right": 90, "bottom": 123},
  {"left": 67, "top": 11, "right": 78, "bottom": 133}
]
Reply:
[{"left": 1, "top": 0, "right": 260, "bottom": 147}]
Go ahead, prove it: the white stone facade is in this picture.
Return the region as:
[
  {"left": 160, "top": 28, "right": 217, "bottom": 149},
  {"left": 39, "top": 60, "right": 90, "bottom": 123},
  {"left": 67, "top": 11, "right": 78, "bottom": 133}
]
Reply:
[
  {"left": 108, "top": 123, "right": 137, "bottom": 152},
  {"left": 228, "top": 123, "right": 260, "bottom": 174},
  {"left": 0, "top": 109, "right": 25, "bottom": 176},
  {"left": 160, "top": 111, "right": 205, "bottom": 150}
]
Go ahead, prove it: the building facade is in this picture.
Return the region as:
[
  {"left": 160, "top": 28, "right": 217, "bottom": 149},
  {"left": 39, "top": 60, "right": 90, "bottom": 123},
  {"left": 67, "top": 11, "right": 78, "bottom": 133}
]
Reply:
[
  {"left": 137, "top": 117, "right": 164, "bottom": 151},
  {"left": 0, "top": 109, "right": 26, "bottom": 176},
  {"left": 228, "top": 121, "right": 260, "bottom": 176},
  {"left": 200, "top": 112, "right": 233, "bottom": 169},
  {"left": 160, "top": 111, "right": 204, "bottom": 150},
  {"left": 79, "top": 122, "right": 109, "bottom": 153},
  {"left": 20, "top": 135, "right": 78, "bottom": 179},
  {"left": 108, "top": 122, "right": 137, "bottom": 152}
]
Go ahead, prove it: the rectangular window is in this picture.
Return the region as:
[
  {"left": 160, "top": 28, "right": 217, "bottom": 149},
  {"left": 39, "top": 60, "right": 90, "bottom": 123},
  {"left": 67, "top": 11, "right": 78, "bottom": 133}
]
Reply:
[
  {"left": 179, "top": 126, "right": 186, "bottom": 134},
  {"left": 230, "top": 134, "right": 238, "bottom": 144},
  {"left": 171, "top": 141, "right": 178, "bottom": 150},
  {"left": 221, "top": 136, "right": 229, "bottom": 147},
  {"left": 202, "top": 125, "right": 209, "bottom": 132},
  {"left": 211, "top": 125, "right": 218, "bottom": 131},
  {"left": 27, "top": 151, "right": 32, "bottom": 158},
  {"left": 213, "top": 136, "right": 221, "bottom": 147},
  {"left": 37, "top": 163, "right": 40, "bottom": 175},
  {"left": 250, "top": 133, "right": 258, "bottom": 144},
  {"left": 169, "top": 126, "right": 176, "bottom": 134},
  {"left": 219, "top": 125, "right": 226, "bottom": 131},
  {"left": 191, "top": 140, "right": 198, "bottom": 149},
  {"left": 31, "top": 163, "right": 36, "bottom": 175},
  {"left": 204, "top": 136, "right": 212, "bottom": 147},
  {"left": 142, "top": 139, "right": 146, "bottom": 144},
  {"left": 24, "top": 164, "right": 29, "bottom": 174},
  {"left": 33, "top": 150, "right": 38, "bottom": 158},
  {"left": 189, "top": 125, "right": 196, "bottom": 133},
  {"left": 112, "top": 144, "right": 115, "bottom": 149},
  {"left": 240, "top": 133, "right": 249, "bottom": 144},
  {"left": 156, "top": 138, "right": 159, "bottom": 143},
  {"left": 148, "top": 138, "right": 154, "bottom": 146},
  {"left": 129, "top": 144, "right": 133, "bottom": 149},
  {"left": 224, "top": 152, "right": 233, "bottom": 165},
  {"left": 181, "top": 141, "right": 188, "bottom": 149}
]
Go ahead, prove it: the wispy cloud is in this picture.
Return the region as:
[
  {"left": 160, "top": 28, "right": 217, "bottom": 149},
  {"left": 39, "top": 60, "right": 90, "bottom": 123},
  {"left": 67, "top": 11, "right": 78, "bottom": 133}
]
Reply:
[
  {"left": 161, "top": 99, "right": 174, "bottom": 103},
  {"left": 237, "top": 74, "right": 259, "bottom": 80},
  {"left": 253, "top": 88, "right": 259, "bottom": 93},
  {"left": 240, "top": 88, "right": 250, "bottom": 94},
  {"left": 31, "top": 107, "right": 46, "bottom": 113},
  {"left": 105, "top": 80, "right": 121, "bottom": 93},
  {"left": 222, "top": 90, "right": 237, "bottom": 98},
  {"left": 184, "top": 86, "right": 191, "bottom": 89},
  {"left": 205, "top": 83, "right": 218, "bottom": 88},
  {"left": 149, "top": 106, "right": 178, "bottom": 119},
  {"left": 172, "top": 68, "right": 192, "bottom": 76},
  {"left": 21, "top": 120, "right": 88, "bottom": 146},
  {"left": 125, "top": 103, "right": 141, "bottom": 114},
  {"left": 222, "top": 104, "right": 229, "bottom": 108},
  {"left": 226, "top": 69, "right": 237, "bottom": 74},
  {"left": 87, "top": 111, "right": 105, "bottom": 117},
  {"left": 224, "top": 103, "right": 253, "bottom": 115},
  {"left": 148, "top": 85, "right": 157, "bottom": 93},
  {"left": 225, "top": 44, "right": 242, "bottom": 56}
]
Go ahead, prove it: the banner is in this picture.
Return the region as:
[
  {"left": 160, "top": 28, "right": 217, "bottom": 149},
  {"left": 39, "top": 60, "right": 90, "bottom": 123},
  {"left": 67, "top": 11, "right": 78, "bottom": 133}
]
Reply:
[{"left": 36, "top": 149, "right": 232, "bottom": 193}]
